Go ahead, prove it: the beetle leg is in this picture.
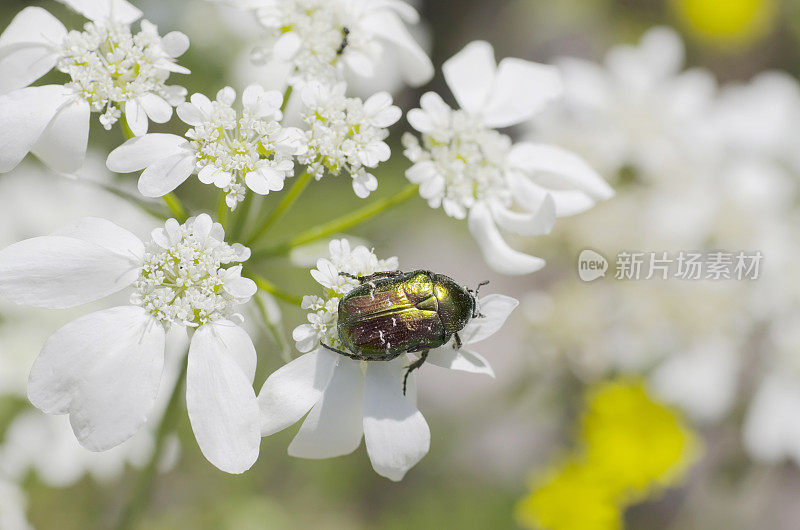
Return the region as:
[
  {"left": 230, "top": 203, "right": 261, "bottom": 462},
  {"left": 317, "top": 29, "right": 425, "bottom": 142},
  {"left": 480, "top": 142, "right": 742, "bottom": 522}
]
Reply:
[
  {"left": 339, "top": 270, "right": 404, "bottom": 284},
  {"left": 453, "top": 333, "right": 462, "bottom": 350},
  {"left": 320, "top": 342, "right": 364, "bottom": 361},
  {"left": 403, "top": 350, "right": 429, "bottom": 395}
]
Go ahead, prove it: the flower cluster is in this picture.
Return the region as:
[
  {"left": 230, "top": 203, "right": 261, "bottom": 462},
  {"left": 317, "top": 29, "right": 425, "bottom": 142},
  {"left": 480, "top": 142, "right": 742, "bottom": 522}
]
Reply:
[
  {"left": 259, "top": 239, "right": 517, "bottom": 480},
  {"left": 293, "top": 239, "right": 399, "bottom": 353},
  {"left": 230, "top": 0, "right": 433, "bottom": 87},
  {"left": 58, "top": 19, "right": 189, "bottom": 132},
  {"left": 108, "top": 86, "right": 305, "bottom": 208},
  {"left": 0, "top": 0, "right": 190, "bottom": 174},
  {"left": 0, "top": 214, "right": 261, "bottom": 474},
  {"left": 404, "top": 41, "right": 614, "bottom": 275},
  {"left": 299, "top": 83, "right": 401, "bottom": 198},
  {"left": 132, "top": 216, "right": 255, "bottom": 327}
]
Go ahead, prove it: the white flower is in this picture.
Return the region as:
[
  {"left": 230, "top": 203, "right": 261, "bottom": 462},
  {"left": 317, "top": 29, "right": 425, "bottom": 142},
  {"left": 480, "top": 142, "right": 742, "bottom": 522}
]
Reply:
[
  {"left": 649, "top": 337, "right": 740, "bottom": 424},
  {"left": 107, "top": 85, "right": 306, "bottom": 209},
  {"left": 258, "top": 239, "right": 518, "bottom": 481},
  {"left": 298, "top": 83, "right": 401, "bottom": 198},
  {"left": 226, "top": 0, "right": 433, "bottom": 87},
  {"left": 0, "top": 214, "right": 261, "bottom": 474},
  {"left": 533, "top": 26, "right": 718, "bottom": 184},
  {"left": 0, "top": 411, "right": 179, "bottom": 488},
  {"left": 403, "top": 41, "right": 613, "bottom": 275},
  {"left": 743, "top": 371, "right": 800, "bottom": 465},
  {"left": 0, "top": 0, "right": 190, "bottom": 174},
  {"left": 0, "top": 475, "right": 32, "bottom": 530}
]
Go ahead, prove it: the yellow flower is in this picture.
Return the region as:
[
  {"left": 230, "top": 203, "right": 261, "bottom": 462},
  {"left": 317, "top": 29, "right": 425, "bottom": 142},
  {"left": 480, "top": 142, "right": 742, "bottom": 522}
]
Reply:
[
  {"left": 516, "top": 379, "right": 699, "bottom": 529},
  {"left": 581, "top": 379, "right": 698, "bottom": 499},
  {"left": 671, "top": 0, "right": 778, "bottom": 47},
  {"left": 516, "top": 459, "right": 622, "bottom": 530}
]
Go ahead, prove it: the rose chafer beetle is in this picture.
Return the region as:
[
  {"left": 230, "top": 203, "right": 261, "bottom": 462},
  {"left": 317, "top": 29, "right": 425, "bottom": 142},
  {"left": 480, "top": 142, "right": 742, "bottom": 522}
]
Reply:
[{"left": 322, "top": 270, "right": 488, "bottom": 394}]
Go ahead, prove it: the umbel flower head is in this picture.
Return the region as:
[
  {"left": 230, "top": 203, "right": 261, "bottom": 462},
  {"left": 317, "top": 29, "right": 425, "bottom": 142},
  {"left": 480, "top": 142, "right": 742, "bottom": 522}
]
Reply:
[
  {"left": 225, "top": 0, "right": 433, "bottom": 87},
  {"left": 0, "top": 214, "right": 262, "bottom": 474},
  {"left": 107, "top": 86, "right": 306, "bottom": 209},
  {"left": 299, "top": 83, "right": 401, "bottom": 198},
  {"left": 0, "top": 0, "right": 190, "bottom": 174},
  {"left": 403, "top": 41, "right": 614, "bottom": 275},
  {"left": 258, "top": 239, "right": 518, "bottom": 481}
]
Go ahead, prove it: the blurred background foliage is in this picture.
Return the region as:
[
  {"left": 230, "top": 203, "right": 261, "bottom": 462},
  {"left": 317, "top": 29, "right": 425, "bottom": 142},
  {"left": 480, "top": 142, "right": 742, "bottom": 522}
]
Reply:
[{"left": 2, "top": 0, "right": 800, "bottom": 528}]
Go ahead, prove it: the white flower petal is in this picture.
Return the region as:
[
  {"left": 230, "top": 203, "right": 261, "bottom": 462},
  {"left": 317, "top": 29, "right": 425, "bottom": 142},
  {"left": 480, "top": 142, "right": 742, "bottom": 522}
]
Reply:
[
  {"left": 68, "top": 309, "right": 165, "bottom": 451},
  {"left": 245, "top": 167, "right": 285, "bottom": 194},
  {"left": 53, "top": 217, "right": 144, "bottom": 262},
  {"left": 460, "top": 294, "right": 519, "bottom": 344},
  {"left": 57, "top": 0, "right": 142, "bottom": 24},
  {"left": 273, "top": 32, "right": 302, "bottom": 60},
  {"left": 426, "top": 347, "right": 494, "bottom": 377},
  {"left": 364, "top": 92, "right": 400, "bottom": 127},
  {"left": 507, "top": 170, "right": 596, "bottom": 218},
  {"left": 482, "top": 59, "right": 562, "bottom": 128},
  {"left": 363, "top": 358, "right": 430, "bottom": 481},
  {"left": 0, "top": 7, "right": 65, "bottom": 93},
  {"left": 0, "top": 85, "right": 73, "bottom": 173},
  {"left": 310, "top": 258, "right": 340, "bottom": 289},
  {"left": 139, "top": 94, "right": 173, "bottom": 124},
  {"left": 443, "top": 40, "right": 496, "bottom": 114},
  {"left": 125, "top": 99, "right": 148, "bottom": 137},
  {"left": 107, "top": 133, "right": 188, "bottom": 173},
  {"left": 467, "top": 202, "right": 545, "bottom": 275},
  {"left": 186, "top": 322, "right": 260, "bottom": 474},
  {"left": 30, "top": 97, "right": 90, "bottom": 174},
  {"left": 137, "top": 153, "right": 195, "bottom": 197},
  {"left": 508, "top": 142, "right": 614, "bottom": 201},
  {"left": 359, "top": 141, "right": 391, "bottom": 167},
  {"left": 489, "top": 195, "right": 556, "bottom": 237},
  {"left": 161, "top": 31, "right": 190, "bottom": 58},
  {"left": 364, "top": 10, "right": 433, "bottom": 86},
  {"left": 176, "top": 102, "right": 205, "bottom": 126},
  {"left": 406, "top": 160, "right": 437, "bottom": 184},
  {"left": 0, "top": 236, "right": 140, "bottom": 309},
  {"left": 288, "top": 358, "right": 364, "bottom": 459},
  {"left": 27, "top": 306, "right": 163, "bottom": 451},
  {"left": 223, "top": 276, "right": 257, "bottom": 299},
  {"left": 258, "top": 349, "right": 338, "bottom": 436},
  {"left": 372, "top": 0, "right": 420, "bottom": 23}
]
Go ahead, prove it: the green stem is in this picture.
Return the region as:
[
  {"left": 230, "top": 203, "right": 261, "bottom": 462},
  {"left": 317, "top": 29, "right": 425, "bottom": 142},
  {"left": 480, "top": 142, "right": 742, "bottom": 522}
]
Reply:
[
  {"left": 251, "top": 273, "right": 303, "bottom": 306},
  {"left": 115, "top": 354, "right": 189, "bottom": 530},
  {"left": 253, "top": 293, "right": 293, "bottom": 363},
  {"left": 217, "top": 191, "right": 229, "bottom": 229},
  {"left": 230, "top": 193, "right": 254, "bottom": 241},
  {"left": 163, "top": 193, "right": 188, "bottom": 222},
  {"left": 280, "top": 85, "right": 293, "bottom": 114},
  {"left": 83, "top": 180, "right": 169, "bottom": 221},
  {"left": 251, "top": 184, "right": 419, "bottom": 261},
  {"left": 120, "top": 116, "right": 135, "bottom": 140},
  {"left": 246, "top": 171, "right": 314, "bottom": 246}
]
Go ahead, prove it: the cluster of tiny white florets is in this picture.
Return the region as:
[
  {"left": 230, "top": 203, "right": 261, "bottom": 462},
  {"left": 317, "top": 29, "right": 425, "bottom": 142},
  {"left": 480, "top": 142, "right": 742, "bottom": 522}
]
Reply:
[
  {"left": 253, "top": 0, "right": 377, "bottom": 84},
  {"left": 293, "top": 239, "right": 399, "bottom": 353},
  {"left": 131, "top": 215, "right": 255, "bottom": 327},
  {"left": 57, "top": 20, "right": 188, "bottom": 129},
  {"left": 403, "top": 105, "right": 514, "bottom": 220},
  {"left": 182, "top": 87, "right": 304, "bottom": 209},
  {"left": 299, "top": 83, "right": 400, "bottom": 199}
]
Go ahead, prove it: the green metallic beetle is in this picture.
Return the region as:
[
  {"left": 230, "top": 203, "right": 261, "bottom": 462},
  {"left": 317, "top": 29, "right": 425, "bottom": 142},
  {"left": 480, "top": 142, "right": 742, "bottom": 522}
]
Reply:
[{"left": 321, "top": 270, "right": 488, "bottom": 394}]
